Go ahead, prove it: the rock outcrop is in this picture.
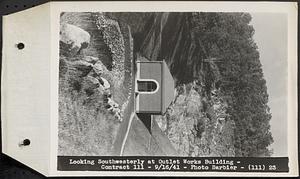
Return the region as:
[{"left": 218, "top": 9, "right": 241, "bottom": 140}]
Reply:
[
  {"left": 58, "top": 12, "right": 237, "bottom": 157},
  {"left": 60, "top": 23, "right": 91, "bottom": 57},
  {"left": 58, "top": 12, "right": 133, "bottom": 156},
  {"left": 155, "top": 82, "right": 235, "bottom": 157},
  {"left": 111, "top": 12, "right": 236, "bottom": 156}
]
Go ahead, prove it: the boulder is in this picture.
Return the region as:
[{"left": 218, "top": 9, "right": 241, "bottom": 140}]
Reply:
[
  {"left": 92, "top": 60, "right": 109, "bottom": 76},
  {"left": 60, "top": 23, "right": 91, "bottom": 57},
  {"left": 83, "top": 56, "right": 99, "bottom": 64},
  {"left": 100, "top": 77, "right": 110, "bottom": 90},
  {"left": 67, "top": 60, "right": 93, "bottom": 78}
]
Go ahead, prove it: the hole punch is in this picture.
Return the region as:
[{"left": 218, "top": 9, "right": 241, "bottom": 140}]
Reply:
[
  {"left": 17, "top": 43, "right": 25, "bottom": 50},
  {"left": 19, "top": 139, "right": 31, "bottom": 146}
]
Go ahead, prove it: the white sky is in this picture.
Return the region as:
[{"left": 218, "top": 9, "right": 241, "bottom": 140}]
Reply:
[{"left": 250, "top": 13, "right": 287, "bottom": 156}]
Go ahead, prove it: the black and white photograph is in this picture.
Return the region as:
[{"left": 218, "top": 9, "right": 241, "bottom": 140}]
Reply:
[{"left": 58, "top": 11, "right": 287, "bottom": 158}]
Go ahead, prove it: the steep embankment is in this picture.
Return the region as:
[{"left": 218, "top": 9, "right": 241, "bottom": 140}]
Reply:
[
  {"left": 59, "top": 12, "right": 176, "bottom": 156},
  {"left": 59, "top": 12, "right": 272, "bottom": 157},
  {"left": 154, "top": 82, "right": 235, "bottom": 157},
  {"left": 58, "top": 12, "right": 133, "bottom": 155},
  {"left": 112, "top": 12, "right": 235, "bottom": 157},
  {"left": 120, "top": 12, "right": 272, "bottom": 157}
]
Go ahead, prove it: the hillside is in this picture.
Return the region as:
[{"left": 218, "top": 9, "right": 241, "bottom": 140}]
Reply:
[
  {"left": 108, "top": 12, "right": 273, "bottom": 157},
  {"left": 58, "top": 12, "right": 273, "bottom": 157},
  {"left": 58, "top": 12, "right": 133, "bottom": 155}
]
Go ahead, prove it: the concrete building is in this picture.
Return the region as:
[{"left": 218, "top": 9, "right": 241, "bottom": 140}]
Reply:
[{"left": 135, "top": 61, "right": 175, "bottom": 115}]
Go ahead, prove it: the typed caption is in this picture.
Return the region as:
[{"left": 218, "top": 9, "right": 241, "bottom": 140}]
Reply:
[{"left": 58, "top": 156, "right": 288, "bottom": 172}]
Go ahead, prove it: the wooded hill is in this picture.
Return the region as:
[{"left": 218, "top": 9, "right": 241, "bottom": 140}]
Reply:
[
  {"left": 59, "top": 12, "right": 273, "bottom": 157},
  {"left": 112, "top": 12, "right": 274, "bottom": 157},
  {"left": 191, "top": 13, "right": 273, "bottom": 157}
]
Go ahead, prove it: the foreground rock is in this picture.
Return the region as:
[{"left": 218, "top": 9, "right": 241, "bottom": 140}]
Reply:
[
  {"left": 58, "top": 13, "right": 131, "bottom": 156},
  {"left": 60, "top": 23, "right": 91, "bottom": 57}
]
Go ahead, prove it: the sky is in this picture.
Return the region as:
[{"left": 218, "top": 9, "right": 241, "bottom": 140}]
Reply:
[{"left": 250, "top": 13, "right": 287, "bottom": 156}]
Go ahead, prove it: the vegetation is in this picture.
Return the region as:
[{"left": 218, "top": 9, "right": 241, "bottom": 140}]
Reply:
[
  {"left": 116, "top": 12, "right": 274, "bottom": 157},
  {"left": 155, "top": 82, "right": 236, "bottom": 157},
  {"left": 58, "top": 12, "right": 132, "bottom": 156},
  {"left": 59, "top": 12, "right": 273, "bottom": 157},
  {"left": 190, "top": 12, "right": 273, "bottom": 157}
]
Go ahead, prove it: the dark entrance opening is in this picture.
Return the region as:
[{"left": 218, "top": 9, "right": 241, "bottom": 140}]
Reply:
[{"left": 137, "top": 80, "right": 157, "bottom": 92}]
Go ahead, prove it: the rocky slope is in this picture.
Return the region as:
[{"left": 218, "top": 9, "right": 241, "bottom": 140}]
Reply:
[
  {"left": 154, "top": 82, "right": 235, "bottom": 157},
  {"left": 110, "top": 12, "right": 235, "bottom": 156},
  {"left": 58, "top": 12, "right": 178, "bottom": 156},
  {"left": 58, "top": 12, "right": 133, "bottom": 155},
  {"left": 59, "top": 12, "right": 270, "bottom": 157}
]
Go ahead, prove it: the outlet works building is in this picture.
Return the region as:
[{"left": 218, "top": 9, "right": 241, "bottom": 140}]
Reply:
[{"left": 135, "top": 61, "right": 175, "bottom": 115}]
